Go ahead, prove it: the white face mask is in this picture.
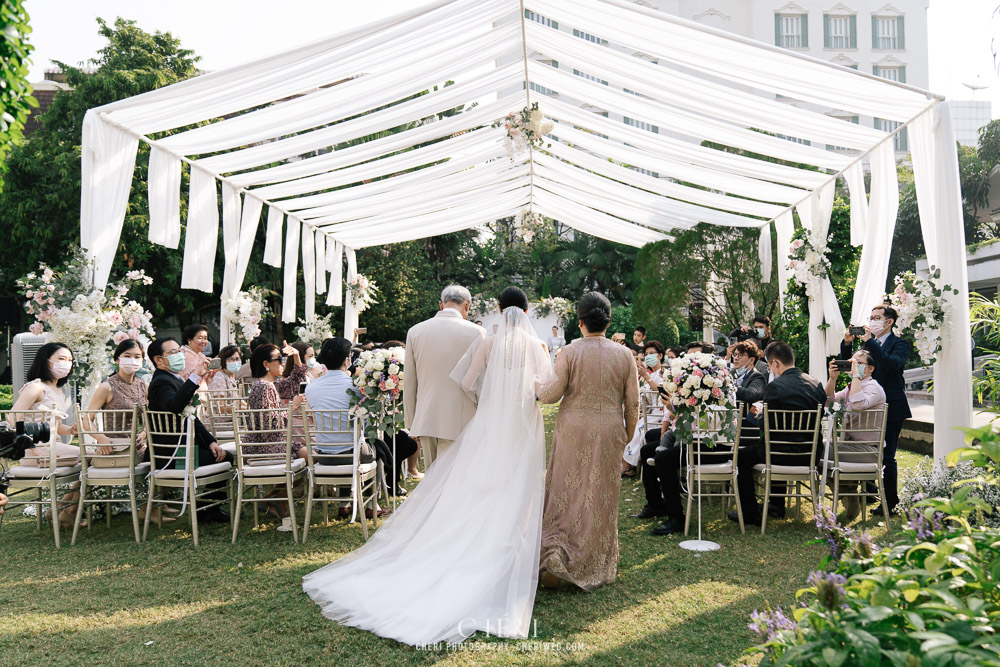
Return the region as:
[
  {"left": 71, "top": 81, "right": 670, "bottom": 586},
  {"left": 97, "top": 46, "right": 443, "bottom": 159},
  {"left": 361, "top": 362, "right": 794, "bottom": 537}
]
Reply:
[
  {"left": 50, "top": 360, "right": 72, "bottom": 379},
  {"left": 306, "top": 358, "right": 318, "bottom": 370},
  {"left": 118, "top": 358, "right": 143, "bottom": 374},
  {"left": 868, "top": 319, "right": 884, "bottom": 336}
]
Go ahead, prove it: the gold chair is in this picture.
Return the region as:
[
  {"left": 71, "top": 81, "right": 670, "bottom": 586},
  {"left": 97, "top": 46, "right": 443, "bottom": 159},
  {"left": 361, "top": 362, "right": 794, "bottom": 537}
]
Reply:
[
  {"left": 828, "top": 406, "right": 890, "bottom": 525},
  {"left": 142, "top": 409, "right": 234, "bottom": 546},
  {"left": 756, "top": 405, "right": 823, "bottom": 535},
  {"left": 230, "top": 406, "right": 307, "bottom": 543},
  {"left": 201, "top": 388, "right": 239, "bottom": 454},
  {"left": 301, "top": 408, "right": 380, "bottom": 543},
  {"left": 73, "top": 406, "right": 149, "bottom": 544},
  {"left": 1, "top": 408, "right": 80, "bottom": 548}
]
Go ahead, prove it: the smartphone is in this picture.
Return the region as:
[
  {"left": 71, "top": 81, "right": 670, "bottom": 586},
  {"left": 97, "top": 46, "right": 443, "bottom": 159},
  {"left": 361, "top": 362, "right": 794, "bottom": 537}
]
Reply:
[
  {"left": 833, "top": 360, "right": 852, "bottom": 371},
  {"left": 848, "top": 325, "right": 866, "bottom": 336},
  {"left": 657, "top": 385, "right": 670, "bottom": 397},
  {"left": 208, "top": 358, "right": 222, "bottom": 370},
  {"left": 299, "top": 382, "right": 308, "bottom": 395},
  {"left": 356, "top": 328, "right": 368, "bottom": 335}
]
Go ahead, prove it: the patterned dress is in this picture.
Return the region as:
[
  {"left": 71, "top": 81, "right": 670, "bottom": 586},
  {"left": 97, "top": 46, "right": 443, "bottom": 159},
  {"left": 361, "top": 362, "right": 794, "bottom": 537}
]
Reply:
[
  {"left": 244, "top": 365, "right": 309, "bottom": 455},
  {"left": 537, "top": 336, "right": 639, "bottom": 591},
  {"left": 103, "top": 373, "right": 148, "bottom": 437}
]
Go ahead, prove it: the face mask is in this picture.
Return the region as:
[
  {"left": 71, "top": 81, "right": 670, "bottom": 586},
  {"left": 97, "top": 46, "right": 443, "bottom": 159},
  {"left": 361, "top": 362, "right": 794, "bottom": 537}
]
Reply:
[
  {"left": 734, "top": 365, "right": 748, "bottom": 378},
  {"left": 166, "top": 352, "right": 186, "bottom": 374},
  {"left": 868, "top": 319, "right": 884, "bottom": 336},
  {"left": 855, "top": 363, "right": 867, "bottom": 380},
  {"left": 227, "top": 361, "right": 242, "bottom": 374},
  {"left": 306, "top": 358, "right": 318, "bottom": 370},
  {"left": 50, "top": 360, "right": 72, "bottom": 379},
  {"left": 644, "top": 354, "right": 659, "bottom": 368},
  {"left": 118, "top": 358, "right": 143, "bottom": 374},
  {"left": 755, "top": 327, "right": 767, "bottom": 339}
]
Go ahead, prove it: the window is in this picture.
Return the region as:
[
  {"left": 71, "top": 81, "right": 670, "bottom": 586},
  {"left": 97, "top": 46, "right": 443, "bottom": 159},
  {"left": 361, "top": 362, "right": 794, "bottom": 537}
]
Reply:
[
  {"left": 631, "top": 166, "right": 659, "bottom": 178},
  {"left": 573, "top": 69, "right": 608, "bottom": 85},
  {"left": 573, "top": 28, "right": 608, "bottom": 45},
  {"left": 524, "top": 10, "right": 557, "bottom": 29},
  {"left": 873, "top": 16, "right": 904, "bottom": 50},
  {"left": 823, "top": 15, "right": 856, "bottom": 49},
  {"left": 776, "top": 134, "right": 811, "bottom": 146},
  {"left": 775, "top": 14, "right": 808, "bottom": 48},
  {"left": 826, "top": 116, "right": 860, "bottom": 151},
  {"left": 528, "top": 82, "right": 556, "bottom": 96},
  {"left": 624, "top": 117, "right": 659, "bottom": 134},
  {"left": 873, "top": 65, "right": 905, "bottom": 83},
  {"left": 875, "top": 118, "right": 908, "bottom": 152}
]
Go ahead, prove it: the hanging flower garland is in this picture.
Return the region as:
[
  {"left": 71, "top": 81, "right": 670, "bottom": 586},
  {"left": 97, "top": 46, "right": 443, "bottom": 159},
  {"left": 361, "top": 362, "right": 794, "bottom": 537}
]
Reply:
[
  {"left": 787, "top": 227, "right": 831, "bottom": 301},
  {"left": 347, "top": 274, "right": 378, "bottom": 313},
  {"left": 469, "top": 294, "right": 500, "bottom": 318},
  {"left": 295, "top": 312, "right": 336, "bottom": 347},
  {"left": 885, "top": 266, "right": 959, "bottom": 366},
  {"left": 221, "top": 287, "right": 268, "bottom": 345},
  {"left": 514, "top": 209, "right": 545, "bottom": 243},
  {"left": 492, "top": 102, "right": 553, "bottom": 160},
  {"left": 17, "top": 247, "right": 156, "bottom": 389},
  {"left": 534, "top": 296, "right": 573, "bottom": 326}
]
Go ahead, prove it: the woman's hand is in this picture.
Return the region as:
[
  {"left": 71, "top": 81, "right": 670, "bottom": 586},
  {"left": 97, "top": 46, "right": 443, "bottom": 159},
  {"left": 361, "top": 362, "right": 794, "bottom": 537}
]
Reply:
[
  {"left": 97, "top": 445, "right": 115, "bottom": 456},
  {"left": 291, "top": 394, "right": 306, "bottom": 410},
  {"left": 827, "top": 358, "right": 840, "bottom": 378},
  {"left": 282, "top": 340, "right": 300, "bottom": 362}
]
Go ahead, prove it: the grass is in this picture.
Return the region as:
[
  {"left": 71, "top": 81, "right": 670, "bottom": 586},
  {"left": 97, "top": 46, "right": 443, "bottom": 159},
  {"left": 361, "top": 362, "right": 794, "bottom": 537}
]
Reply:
[{"left": 0, "top": 407, "right": 927, "bottom": 666}]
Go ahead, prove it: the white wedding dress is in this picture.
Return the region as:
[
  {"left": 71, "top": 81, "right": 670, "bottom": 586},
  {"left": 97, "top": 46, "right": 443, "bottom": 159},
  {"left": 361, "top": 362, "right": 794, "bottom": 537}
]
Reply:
[{"left": 303, "top": 307, "right": 554, "bottom": 646}]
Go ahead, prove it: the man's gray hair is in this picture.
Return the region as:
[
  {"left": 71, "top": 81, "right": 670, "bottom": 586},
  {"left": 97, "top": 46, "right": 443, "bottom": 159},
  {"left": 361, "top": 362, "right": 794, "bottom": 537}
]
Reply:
[{"left": 441, "top": 284, "right": 472, "bottom": 305}]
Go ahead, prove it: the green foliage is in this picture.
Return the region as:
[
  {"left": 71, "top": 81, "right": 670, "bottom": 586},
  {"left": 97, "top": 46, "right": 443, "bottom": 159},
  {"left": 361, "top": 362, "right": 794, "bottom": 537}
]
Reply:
[
  {"left": 549, "top": 233, "right": 639, "bottom": 304},
  {"left": 776, "top": 202, "right": 860, "bottom": 371},
  {"left": 748, "top": 425, "right": 1000, "bottom": 666},
  {"left": 969, "top": 292, "right": 1000, "bottom": 407},
  {"left": 0, "top": 0, "right": 36, "bottom": 191},
  {"left": 634, "top": 224, "right": 778, "bottom": 341},
  {"left": 0, "top": 384, "right": 11, "bottom": 411}
]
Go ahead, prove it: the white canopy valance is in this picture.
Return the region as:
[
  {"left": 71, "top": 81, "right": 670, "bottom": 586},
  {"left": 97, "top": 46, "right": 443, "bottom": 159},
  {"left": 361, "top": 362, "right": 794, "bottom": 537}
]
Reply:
[{"left": 80, "top": 0, "right": 972, "bottom": 458}]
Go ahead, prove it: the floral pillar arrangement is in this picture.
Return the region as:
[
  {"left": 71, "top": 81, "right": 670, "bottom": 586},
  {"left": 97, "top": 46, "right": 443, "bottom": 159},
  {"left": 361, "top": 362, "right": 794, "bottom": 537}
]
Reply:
[
  {"left": 295, "top": 312, "right": 336, "bottom": 347},
  {"left": 885, "top": 266, "right": 959, "bottom": 366},
  {"left": 787, "top": 228, "right": 831, "bottom": 303},
  {"left": 221, "top": 287, "right": 268, "bottom": 346},
  {"left": 346, "top": 274, "right": 378, "bottom": 314},
  {"left": 534, "top": 296, "right": 573, "bottom": 327},
  {"left": 349, "top": 346, "right": 405, "bottom": 442}
]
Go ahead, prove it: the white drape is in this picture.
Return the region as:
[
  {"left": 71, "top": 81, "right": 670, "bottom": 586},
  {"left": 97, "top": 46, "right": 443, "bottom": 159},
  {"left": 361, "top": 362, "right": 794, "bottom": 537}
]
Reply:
[
  {"left": 343, "top": 248, "right": 358, "bottom": 341},
  {"left": 910, "top": 103, "right": 973, "bottom": 460},
  {"left": 282, "top": 218, "right": 301, "bottom": 323},
  {"left": 180, "top": 165, "right": 218, "bottom": 293},
  {"left": 148, "top": 146, "right": 181, "bottom": 249},
  {"left": 850, "top": 143, "right": 900, "bottom": 326},
  {"left": 302, "top": 225, "right": 316, "bottom": 323},
  {"left": 326, "top": 240, "right": 343, "bottom": 308}
]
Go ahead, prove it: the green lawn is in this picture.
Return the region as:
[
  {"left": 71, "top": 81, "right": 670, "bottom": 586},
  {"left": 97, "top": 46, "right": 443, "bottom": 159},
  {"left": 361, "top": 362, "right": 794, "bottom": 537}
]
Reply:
[{"left": 0, "top": 407, "right": 926, "bottom": 666}]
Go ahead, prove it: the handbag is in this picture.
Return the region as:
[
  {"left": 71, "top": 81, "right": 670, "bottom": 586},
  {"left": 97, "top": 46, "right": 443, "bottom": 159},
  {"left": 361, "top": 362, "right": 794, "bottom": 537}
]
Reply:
[
  {"left": 23, "top": 442, "right": 80, "bottom": 468},
  {"left": 314, "top": 440, "right": 375, "bottom": 466}
]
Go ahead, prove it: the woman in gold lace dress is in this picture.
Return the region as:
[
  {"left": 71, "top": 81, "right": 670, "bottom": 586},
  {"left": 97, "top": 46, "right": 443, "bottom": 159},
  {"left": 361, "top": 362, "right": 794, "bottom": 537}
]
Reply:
[{"left": 538, "top": 292, "right": 639, "bottom": 591}]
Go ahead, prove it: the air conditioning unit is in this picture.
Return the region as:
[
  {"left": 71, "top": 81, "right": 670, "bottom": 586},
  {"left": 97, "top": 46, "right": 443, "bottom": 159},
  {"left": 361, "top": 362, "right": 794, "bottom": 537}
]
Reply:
[{"left": 12, "top": 332, "right": 46, "bottom": 398}]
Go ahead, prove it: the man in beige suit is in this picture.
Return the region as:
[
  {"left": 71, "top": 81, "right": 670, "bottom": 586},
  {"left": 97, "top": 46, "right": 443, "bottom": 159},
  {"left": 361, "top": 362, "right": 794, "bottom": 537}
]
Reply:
[{"left": 404, "top": 285, "right": 485, "bottom": 465}]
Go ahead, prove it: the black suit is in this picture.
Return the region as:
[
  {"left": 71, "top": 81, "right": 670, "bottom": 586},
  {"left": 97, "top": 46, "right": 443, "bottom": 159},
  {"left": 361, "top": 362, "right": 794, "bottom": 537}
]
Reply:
[
  {"left": 146, "top": 369, "right": 233, "bottom": 470},
  {"left": 735, "top": 367, "right": 766, "bottom": 449},
  {"left": 841, "top": 333, "right": 911, "bottom": 507},
  {"left": 736, "top": 367, "right": 826, "bottom": 521}
]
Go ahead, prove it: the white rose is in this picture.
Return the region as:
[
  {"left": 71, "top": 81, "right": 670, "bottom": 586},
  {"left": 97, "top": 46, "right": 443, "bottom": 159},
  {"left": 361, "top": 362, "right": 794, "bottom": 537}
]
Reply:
[
  {"left": 702, "top": 376, "right": 714, "bottom": 387},
  {"left": 679, "top": 387, "right": 691, "bottom": 397},
  {"left": 384, "top": 379, "right": 396, "bottom": 390},
  {"left": 699, "top": 358, "right": 711, "bottom": 368},
  {"left": 388, "top": 364, "right": 400, "bottom": 375},
  {"left": 665, "top": 382, "right": 677, "bottom": 393}
]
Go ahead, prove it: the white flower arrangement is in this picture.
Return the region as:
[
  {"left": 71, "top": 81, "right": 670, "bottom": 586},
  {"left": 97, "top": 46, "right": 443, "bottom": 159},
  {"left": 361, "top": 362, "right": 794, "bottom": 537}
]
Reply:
[
  {"left": 18, "top": 249, "right": 156, "bottom": 389},
  {"left": 221, "top": 286, "right": 267, "bottom": 345},
  {"left": 469, "top": 294, "right": 500, "bottom": 318},
  {"left": 492, "top": 102, "right": 553, "bottom": 160},
  {"left": 787, "top": 229, "right": 831, "bottom": 301},
  {"left": 295, "top": 313, "right": 336, "bottom": 346},
  {"left": 347, "top": 274, "right": 378, "bottom": 313},
  {"left": 349, "top": 346, "right": 406, "bottom": 441},
  {"left": 659, "top": 352, "right": 738, "bottom": 448},
  {"left": 534, "top": 296, "right": 574, "bottom": 326},
  {"left": 513, "top": 209, "right": 545, "bottom": 243},
  {"left": 885, "top": 266, "right": 959, "bottom": 366}
]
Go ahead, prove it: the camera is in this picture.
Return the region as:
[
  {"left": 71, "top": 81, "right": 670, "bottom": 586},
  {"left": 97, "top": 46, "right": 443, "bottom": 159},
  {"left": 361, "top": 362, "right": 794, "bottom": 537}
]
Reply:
[
  {"left": 0, "top": 421, "right": 50, "bottom": 496},
  {"left": 833, "top": 360, "right": 853, "bottom": 372},
  {"left": 848, "top": 325, "right": 867, "bottom": 337}
]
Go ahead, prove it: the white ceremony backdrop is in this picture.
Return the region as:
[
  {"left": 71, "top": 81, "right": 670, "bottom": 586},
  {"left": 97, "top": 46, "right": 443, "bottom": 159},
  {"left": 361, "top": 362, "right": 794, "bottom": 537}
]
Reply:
[{"left": 78, "top": 0, "right": 971, "bottom": 459}]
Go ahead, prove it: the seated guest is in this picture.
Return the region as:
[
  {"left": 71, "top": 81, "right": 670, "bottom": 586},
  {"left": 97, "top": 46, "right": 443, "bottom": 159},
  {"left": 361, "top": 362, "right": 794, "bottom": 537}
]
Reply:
[
  {"left": 288, "top": 341, "right": 325, "bottom": 382},
  {"left": 146, "top": 337, "right": 232, "bottom": 523},
  {"left": 731, "top": 341, "right": 826, "bottom": 526},
  {"left": 178, "top": 324, "right": 212, "bottom": 384},
  {"left": 209, "top": 345, "right": 242, "bottom": 392},
  {"left": 86, "top": 338, "right": 149, "bottom": 447},
  {"left": 666, "top": 346, "right": 684, "bottom": 360},
  {"left": 729, "top": 340, "right": 767, "bottom": 449},
  {"left": 234, "top": 335, "right": 269, "bottom": 382},
  {"left": 305, "top": 338, "right": 416, "bottom": 496},
  {"left": 824, "top": 351, "right": 886, "bottom": 522},
  {"left": 624, "top": 341, "right": 666, "bottom": 478},
  {"left": 686, "top": 340, "right": 714, "bottom": 355},
  {"left": 246, "top": 343, "right": 308, "bottom": 458}
]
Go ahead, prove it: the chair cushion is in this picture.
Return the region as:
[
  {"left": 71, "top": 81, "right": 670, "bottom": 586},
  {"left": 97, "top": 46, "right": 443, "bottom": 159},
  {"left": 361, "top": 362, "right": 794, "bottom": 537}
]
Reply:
[
  {"left": 214, "top": 430, "right": 234, "bottom": 440},
  {"left": 219, "top": 441, "right": 236, "bottom": 454},
  {"left": 754, "top": 463, "right": 813, "bottom": 475},
  {"left": 314, "top": 461, "right": 377, "bottom": 476},
  {"left": 837, "top": 461, "right": 879, "bottom": 474},
  {"left": 690, "top": 462, "right": 733, "bottom": 474},
  {"left": 86, "top": 462, "right": 151, "bottom": 479},
  {"left": 243, "top": 458, "right": 306, "bottom": 477},
  {"left": 6, "top": 464, "right": 82, "bottom": 478},
  {"left": 151, "top": 461, "right": 232, "bottom": 479}
]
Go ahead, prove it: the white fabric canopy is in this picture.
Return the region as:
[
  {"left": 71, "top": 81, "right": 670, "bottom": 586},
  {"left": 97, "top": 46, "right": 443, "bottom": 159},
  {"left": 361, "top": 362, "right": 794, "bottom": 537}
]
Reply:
[{"left": 79, "top": 0, "right": 971, "bottom": 459}]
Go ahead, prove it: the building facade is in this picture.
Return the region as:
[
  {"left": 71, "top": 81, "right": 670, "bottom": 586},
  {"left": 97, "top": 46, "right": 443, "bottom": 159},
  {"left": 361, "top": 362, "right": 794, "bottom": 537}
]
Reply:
[{"left": 949, "top": 100, "right": 992, "bottom": 147}]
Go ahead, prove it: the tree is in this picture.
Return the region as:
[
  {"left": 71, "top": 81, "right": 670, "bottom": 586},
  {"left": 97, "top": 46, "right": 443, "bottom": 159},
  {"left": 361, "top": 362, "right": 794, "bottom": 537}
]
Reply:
[
  {"left": 549, "top": 233, "right": 639, "bottom": 304},
  {"left": 0, "top": 0, "right": 36, "bottom": 191}
]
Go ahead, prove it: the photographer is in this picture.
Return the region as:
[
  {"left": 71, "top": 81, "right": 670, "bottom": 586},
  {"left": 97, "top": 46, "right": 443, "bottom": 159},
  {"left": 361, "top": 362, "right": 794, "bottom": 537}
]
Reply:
[
  {"left": 841, "top": 305, "right": 911, "bottom": 515},
  {"left": 730, "top": 315, "right": 773, "bottom": 352}
]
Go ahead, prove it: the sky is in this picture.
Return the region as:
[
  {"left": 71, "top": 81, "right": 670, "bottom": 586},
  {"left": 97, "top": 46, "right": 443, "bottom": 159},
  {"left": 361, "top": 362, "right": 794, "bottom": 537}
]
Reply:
[{"left": 23, "top": 0, "right": 1000, "bottom": 118}]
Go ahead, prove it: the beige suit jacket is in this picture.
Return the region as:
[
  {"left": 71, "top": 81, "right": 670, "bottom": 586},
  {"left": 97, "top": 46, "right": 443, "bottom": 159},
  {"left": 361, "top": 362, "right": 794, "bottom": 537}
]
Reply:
[{"left": 404, "top": 308, "right": 485, "bottom": 440}]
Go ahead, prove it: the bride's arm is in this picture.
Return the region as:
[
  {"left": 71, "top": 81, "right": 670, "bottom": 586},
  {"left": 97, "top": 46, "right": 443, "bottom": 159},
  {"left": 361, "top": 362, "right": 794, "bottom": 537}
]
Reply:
[{"left": 537, "top": 348, "right": 568, "bottom": 404}]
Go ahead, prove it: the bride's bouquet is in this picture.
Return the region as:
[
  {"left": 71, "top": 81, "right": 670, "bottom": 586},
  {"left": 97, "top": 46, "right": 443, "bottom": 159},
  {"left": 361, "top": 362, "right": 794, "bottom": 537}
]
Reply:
[
  {"left": 660, "top": 352, "right": 738, "bottom": 448},
  {"left": 349, "top": 346, "right": 405, "bottom": 440}
]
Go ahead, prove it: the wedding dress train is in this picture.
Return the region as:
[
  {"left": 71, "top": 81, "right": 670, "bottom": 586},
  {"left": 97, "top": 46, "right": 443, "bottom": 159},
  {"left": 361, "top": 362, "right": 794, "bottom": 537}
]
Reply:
[{"left": 303, "top": 307, "right": 554, "bottom": 645}]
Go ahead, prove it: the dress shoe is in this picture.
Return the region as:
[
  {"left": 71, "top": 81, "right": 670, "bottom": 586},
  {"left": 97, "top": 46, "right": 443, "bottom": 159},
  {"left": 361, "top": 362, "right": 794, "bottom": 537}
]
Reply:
[
  {"left": 389, "top": 486, "right": 407, "bottom": 497},
  {"left": 629, "top": 503, "right": 667, "bottom": 520},
  {"left": 198, "top": 508, "right": 230, "bottom": 524},
  {"left": 651, "top": 518, "right": 685, "bottom": 535},
  {"left": 758, "top": 502, "right": 786, "bottom": 520},
  {"left": 869, "top": 503, "right": 898, "bottom": 517},
  {"left": 728, "top": 509, "right": 761, "bottom": 525}
]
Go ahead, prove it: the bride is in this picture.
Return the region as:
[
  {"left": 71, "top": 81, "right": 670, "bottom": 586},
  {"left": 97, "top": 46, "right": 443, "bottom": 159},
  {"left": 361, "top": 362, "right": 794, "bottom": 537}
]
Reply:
[{"left": 303, "top": 289, "right": 554, "bottom": 646}]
